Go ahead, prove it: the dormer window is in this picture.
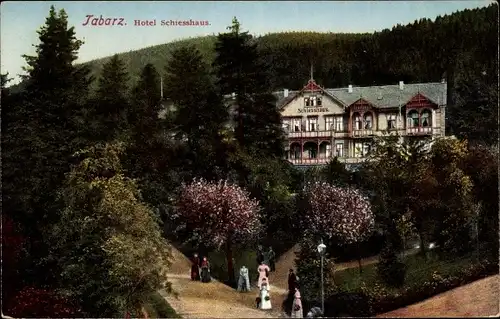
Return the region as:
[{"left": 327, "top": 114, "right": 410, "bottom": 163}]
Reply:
[
  {"left": 304, "top": 96, "right": 322, "bottom": 107},
  {"left": 304, "top": 97, "right": 311, "bottom": 107}
]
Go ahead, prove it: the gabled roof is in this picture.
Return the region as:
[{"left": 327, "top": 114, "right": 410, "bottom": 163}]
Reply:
[
  {"left": 219, "top": 82, "right": 447, "bottom": 114},
  {"left": 276, "top": 79, "right": 347, "bottom": 110},
  {"left": 325, "top": 82, "right": 447, "bottom": 108}
]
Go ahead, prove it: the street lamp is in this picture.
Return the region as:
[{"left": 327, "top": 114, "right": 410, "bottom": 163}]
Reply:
[{"left": 317, "top": 240, "right": 327, "bottom": 315}]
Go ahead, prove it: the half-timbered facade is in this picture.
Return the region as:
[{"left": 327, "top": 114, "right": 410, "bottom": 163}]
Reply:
[{"left": 276, "top": 79, "right": 447, "bottom": 167}]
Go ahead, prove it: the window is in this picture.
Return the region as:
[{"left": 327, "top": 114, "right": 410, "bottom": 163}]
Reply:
[
  {"left": 354, "top": 142, "right": 370, "bottom": 157},
  {"left": 408, "top": 110, "right": 419, "bottom": 127},
  {"left": 353, "top": 113, "right": 362, "bottom": 130},
  {"left": 291, "top": 145, "right": 301, "bottom": 159},
  {"left": 421, "top": 110, "right": 431, "bottom": 127},
  {"left": 325, "top": 116, "right": 334, "bottom": 131},
  {"left": 282, "top": 119, "right": 290, "bottom": 132},
  {"left": 307, "top": 117, "right": 318, "bottom": 131},
  {"left": 292, "top": 118, "right": 301, "bottom": 132},
  {"left": 364, "top": 113, "right": 373, "bottom": 129},
  {"left": 354, "top": 142, "right": 363, "bottom": 157},
  {"left": 335, "top": 143, "right": 344, "bottom": 157},
  {"left": 307, "top": 147, "right": 317, "bottom": 159},
  {"left": 387, "top": 114, "right": 397, "bottom": 129},
  {"left": 363, "top": 143, "right": 371, "bottom": 156},
  {"left": 335, "top": 116, "right": 344, "bottom": 132},
  {"left": 304, "top": 97, "right": 311, "bottom": 107},
  {"left": 317, "top": 97, "right": 322, "bottom": 106}
]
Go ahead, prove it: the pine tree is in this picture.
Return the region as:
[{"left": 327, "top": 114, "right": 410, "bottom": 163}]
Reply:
[
  {"left": 213, "top": 17, "right": 285, "bottom": 159},
  {"left": 126, "top": 63, "right": 164, "bottom": 181},
  {"left": 164, "top": 45, "right": 228, "bottom": 179},
  {"left": 3, "top": 5, "right": 93, "bottom": 286},
  {"left": 129, "top": 63, "right": 162, "bottom": 140},
  {"left": 93, "top": 54, "right": 130, "bottom": 141}
]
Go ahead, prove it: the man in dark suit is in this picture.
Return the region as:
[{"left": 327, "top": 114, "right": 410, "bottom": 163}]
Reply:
[{"left": 287, "top": 269, "right": 298, "bottom": 293}]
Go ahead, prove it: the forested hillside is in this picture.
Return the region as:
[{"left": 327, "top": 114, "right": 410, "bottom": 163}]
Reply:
[{"left": 78, "top": 4, "right": 498, "bottom": 142}]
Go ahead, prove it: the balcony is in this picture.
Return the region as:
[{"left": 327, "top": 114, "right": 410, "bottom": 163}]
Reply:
[
  {"left": 406, "top": 126, "right": 433, "bottom": 135},
  {"left": 351, "top": 129, "right": 374, "bottom": 138},
  {"left": 287, "top": 130, "right": 348, "bottom": 139},
  {"left": 288, "top": 156, "right": 368, "bottom": 166}
]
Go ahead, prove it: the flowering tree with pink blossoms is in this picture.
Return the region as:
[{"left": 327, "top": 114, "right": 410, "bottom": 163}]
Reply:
[
  {"left": 303, "top": 181, "right": 375, "bottom": 244},
  {"left": 175, "top": 178, "right": 262, "bottom": 283}
]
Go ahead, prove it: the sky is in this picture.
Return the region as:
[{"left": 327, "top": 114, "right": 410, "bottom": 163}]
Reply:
[{"left": 1, "top": 0, "right": 494, "bottom": 84}]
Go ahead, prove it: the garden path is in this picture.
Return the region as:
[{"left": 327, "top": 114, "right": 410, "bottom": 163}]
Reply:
[
  {"left": 377, "top": 274, "right": 499, "bottom": 317},
  {"left": 162, "top": 246, "right": 286, "bottom": 318}
]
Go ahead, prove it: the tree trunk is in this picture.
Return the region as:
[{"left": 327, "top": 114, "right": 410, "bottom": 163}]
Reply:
[
  {"left": 226, "top": 239, "right": 235, "bottom": 287},
  {"left": 418, "top": 230, "right": 427, "bottom": 259},
  {"left": 357, "top": 242, "right": 363, "bottom": 275}
]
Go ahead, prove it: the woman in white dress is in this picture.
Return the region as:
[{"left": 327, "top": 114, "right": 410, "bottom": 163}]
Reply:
[
  {"left": 291, "top": 288, "right": 303, "bottom": 318},
  {"left": 259, "top": 277, "right": 272, "bottom": 310},
  {"left": 257, "top": 261, "right": 270, "bottom": 289}
]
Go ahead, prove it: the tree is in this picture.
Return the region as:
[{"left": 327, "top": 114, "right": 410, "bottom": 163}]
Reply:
[
  {"left": 164, "top": 45, "right": 228, "bottom": 180},
  {"left": 464, "top": 144, "right": 499, "bottom": 255},
  {"left": 129, "top": 63, "right": 162, "bottom": 140},
  {"left": 175, "top": 178, "right": 262, "bottom": 285},
  {"left": 46, "top": 142, "right": 172, "bottom": 317},
  {"left": 320, "top": 157, "right": 353, "bottom": 187},
  {"left": 395, "top": 212, "right": 417, "bottom": 257},
  {"left": 428, "top": 138, "right": 474, "bottom": 255},
  {"left": 303, "top": 181, "right": 374, "bottom": 245},
  {"left": 92, "top": 54, "right": 130, "bottom": 141},
  {"left": 364, "top": 135, "right": 433, "bottom": 256},
  {"left": 214, "top": 17, "right": 285, "bottom": 159},
  {"left": 3, "top": 5, "right": 93, "bottom": 287}
]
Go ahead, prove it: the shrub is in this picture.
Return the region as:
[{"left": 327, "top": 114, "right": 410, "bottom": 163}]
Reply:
[
  {"left": 143, "top": 291, "right": 180, "bottom": 318},
  {"left": 295, "top": 239, "right": 337, "bottom": 301},
  {"left": 364, "top": 258, "right": 498, "bottom": 315},
  {"left": 376, "top": 244, "right": 407, "bottom": 288},
  {"left": 324, "top": 291, "right": 372, "bottom": 317},
  {"left": 5, "top": 286, "right": 82, "bottom": 318}
]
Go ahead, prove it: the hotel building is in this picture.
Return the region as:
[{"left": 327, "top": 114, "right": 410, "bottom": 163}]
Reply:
[{"left": 275, "top": 78, "right": 447, "bottom": 168}]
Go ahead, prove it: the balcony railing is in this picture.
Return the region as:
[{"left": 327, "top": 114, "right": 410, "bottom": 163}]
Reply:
[
  {"left": 288, "top": 156, "right": 368, "bottom": 165},
  {"left": 352, "top": 129, "right": 374, "bottom": 137},
  {"left": 286, "top": 130, "right": 349, "bottom": 138},
  {"left": 406, "top": 126, "right": 433, "bottom": 135}
]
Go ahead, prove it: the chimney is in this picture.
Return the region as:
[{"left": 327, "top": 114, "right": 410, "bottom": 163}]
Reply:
[
  {"left": 284, "top": 88, "right": 289, "bottom": 98},
  {"left": 348, "top": 84, "right": 353, "bottom": 93},
  {"left": 399, "top": 81, "right": 404, "bottom": 90}
]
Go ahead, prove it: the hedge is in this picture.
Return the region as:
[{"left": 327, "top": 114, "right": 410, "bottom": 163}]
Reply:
[{"left": 294, "top": 258, "right": 498, "bottom": 317}]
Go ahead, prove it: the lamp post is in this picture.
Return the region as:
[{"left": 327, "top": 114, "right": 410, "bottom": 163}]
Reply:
[{"left": 317, "top": 240, "right": 327, "bottom": 315}]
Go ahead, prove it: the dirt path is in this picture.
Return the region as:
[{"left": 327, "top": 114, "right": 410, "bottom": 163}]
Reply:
[
  {"left": 162, "top": 246, "right": 286, "bottom": 318},
  {"left": 377, "top": 275, "right": 500, "bottom": 317}
]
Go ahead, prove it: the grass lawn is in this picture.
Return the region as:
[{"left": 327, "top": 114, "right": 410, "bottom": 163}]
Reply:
[{"left": 334, "top": 250, "right": 477, "bottom": 292}]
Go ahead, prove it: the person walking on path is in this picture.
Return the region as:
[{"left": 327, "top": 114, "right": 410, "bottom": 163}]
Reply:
[
  {"left": 267, "top": 246, "right": 276, "bottom": 272},
  {"left": 257, "top": 261, "right": 271, "bottom": 289},
  {"left": 190, "top": 253, "right": 201, "bottom": 281},
  {"left": 288, "top": 269, "right": 298, "bottom": 293},
  {"left": 237, "top": 265, "right": 251, "bottom": 292},
  {"left": 256, "top": 245, "right": 264, "bottom": 267},
  {"left": 200, "top": 257, "right": 211, "bottom": 283},
  {"left": 291, "top": 288, "right": 303, "bottom": 318}
]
